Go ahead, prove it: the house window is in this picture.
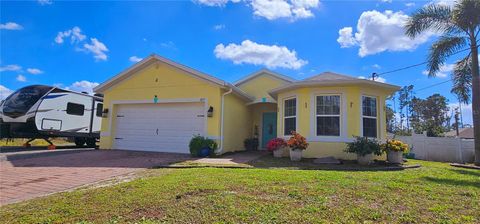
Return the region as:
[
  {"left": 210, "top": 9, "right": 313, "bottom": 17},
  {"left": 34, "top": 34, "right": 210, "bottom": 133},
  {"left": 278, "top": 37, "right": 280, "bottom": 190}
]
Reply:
[
  {"left": 283, "top": 98, "right": 296, "bottom": 135},
  {"left": 362, "top": 96, "right": 377, "bottom": 138},
  {"left": 316, "top": 95, "right": 341, "bottom": 136},
  {"left": 96, "top": 103, "right": 103, "bottom": 117},
  {"left": 66, "top": 102, "right": 85, "bottom": 116}
]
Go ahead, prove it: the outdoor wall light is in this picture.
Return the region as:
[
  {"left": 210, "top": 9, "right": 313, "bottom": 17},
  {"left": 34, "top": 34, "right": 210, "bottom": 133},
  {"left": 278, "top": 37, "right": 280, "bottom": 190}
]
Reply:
[
  {"left": 207, "top": 106, "right": 214, "bottom": 117},
  {"left": 102, "top": 108, "right": 109, "bottom": 118}
]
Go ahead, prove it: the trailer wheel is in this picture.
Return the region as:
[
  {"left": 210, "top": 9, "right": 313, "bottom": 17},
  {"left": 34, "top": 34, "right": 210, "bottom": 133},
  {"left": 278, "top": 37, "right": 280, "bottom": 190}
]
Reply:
[
  {"left": 74, "top": 137, "right": 86, "bottom": 147},
  {"left": 86, "top": 138, "right": 97, "bottom": 147}
]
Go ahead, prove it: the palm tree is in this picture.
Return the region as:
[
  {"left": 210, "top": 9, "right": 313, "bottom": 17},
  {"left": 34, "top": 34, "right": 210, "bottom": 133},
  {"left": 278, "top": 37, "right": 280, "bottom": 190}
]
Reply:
[{"left": 405, "top": 0, "right": 480, "bottom": 165}]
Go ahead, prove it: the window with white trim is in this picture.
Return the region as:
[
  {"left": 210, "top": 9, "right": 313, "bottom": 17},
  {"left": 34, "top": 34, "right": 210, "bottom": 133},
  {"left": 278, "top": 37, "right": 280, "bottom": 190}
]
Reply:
[
  {"left": 362, "top": 96, "right": 377, "bottom": 138},
  {"left": 316, "top": 95, "right": 341, "bottom": 136},
  {"left": 283, "top": 98, "right": 296, "bottom": 135}
]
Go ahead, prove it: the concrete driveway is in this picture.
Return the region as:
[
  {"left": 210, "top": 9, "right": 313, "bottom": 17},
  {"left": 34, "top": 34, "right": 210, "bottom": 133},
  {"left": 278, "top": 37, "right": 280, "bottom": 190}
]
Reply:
[{"left": 0, "top": 148, "right": 190, "bottom": 205}]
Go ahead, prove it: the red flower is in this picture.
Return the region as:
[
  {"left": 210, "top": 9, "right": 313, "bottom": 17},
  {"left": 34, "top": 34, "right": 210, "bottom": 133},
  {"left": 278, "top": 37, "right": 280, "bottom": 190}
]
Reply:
[{"left": 266, "top": 138, "right": 287, "bottom": 152}]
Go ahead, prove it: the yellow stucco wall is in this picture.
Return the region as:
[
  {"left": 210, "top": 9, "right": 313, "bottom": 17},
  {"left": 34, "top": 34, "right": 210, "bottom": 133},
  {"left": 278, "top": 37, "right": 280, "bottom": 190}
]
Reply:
[
  {"left": 237, "top": 73, "right": 290, "bottom": 102},
  {"left": 99, "top": 61, "right": 223, "bottom": 149},
  {"left": 276, "top": 85, "right": 392, "bottom": 159},
  {"left": 222, "top": 93, "right": 252, "bottom": 153}
]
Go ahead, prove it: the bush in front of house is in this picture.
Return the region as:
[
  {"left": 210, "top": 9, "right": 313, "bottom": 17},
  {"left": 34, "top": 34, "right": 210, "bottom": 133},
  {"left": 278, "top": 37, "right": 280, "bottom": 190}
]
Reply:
[
  {"left": 345, "top": 136, "right": 382, "bottom": 165},
  {"left": 287, "top": 131, "right": 309, "bottom": 161},
  {"left": 266, "top": 138, "right": 287, "bottom": 152},
  {"left": 244, "top": 138, "right": 259, "bottom": 151},
  {"left": 381, "top": 139, "right": 409, "bottom": 164},
  {"left": 189, "top": 135, "right": 218, "bottom": 157}
]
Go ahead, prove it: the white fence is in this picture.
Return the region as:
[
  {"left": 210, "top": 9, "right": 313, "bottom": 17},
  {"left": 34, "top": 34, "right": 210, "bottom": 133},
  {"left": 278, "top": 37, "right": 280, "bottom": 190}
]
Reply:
[{"left": 394, "top": 133, "right": 475, "bottom": 163}]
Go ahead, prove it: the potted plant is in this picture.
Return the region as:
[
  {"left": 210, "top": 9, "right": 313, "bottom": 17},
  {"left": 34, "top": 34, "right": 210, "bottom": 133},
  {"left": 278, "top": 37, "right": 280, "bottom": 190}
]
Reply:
[
  {"left": 345, "top": 136, "right": 382, "bottom": 165},
  {"left": 287, "top": 131, "right": 309, "bottom": 161},
  {"left": 189, "top": 135, "right": 218, "bottom": 157},
  {"left": 266, "top": 138, "right": 287, "bottom": 158},
  {"left": 381, "top": 139, "right": 409, "bottom": 164},
  {"left": 244, "top": 138, "right": 259, "bottom": 151}
]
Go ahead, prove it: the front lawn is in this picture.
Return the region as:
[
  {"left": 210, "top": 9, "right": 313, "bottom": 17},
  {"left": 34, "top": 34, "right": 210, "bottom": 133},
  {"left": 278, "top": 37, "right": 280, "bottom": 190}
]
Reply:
[{"left": 0, "top": 159, "right": 478, "bottom": 223}]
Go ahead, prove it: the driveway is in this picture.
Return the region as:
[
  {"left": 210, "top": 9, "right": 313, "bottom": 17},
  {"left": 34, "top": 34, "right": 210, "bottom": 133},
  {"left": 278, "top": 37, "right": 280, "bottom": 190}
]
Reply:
[{"left": 0, "top": 148, "right": 190, "bottom": 205}]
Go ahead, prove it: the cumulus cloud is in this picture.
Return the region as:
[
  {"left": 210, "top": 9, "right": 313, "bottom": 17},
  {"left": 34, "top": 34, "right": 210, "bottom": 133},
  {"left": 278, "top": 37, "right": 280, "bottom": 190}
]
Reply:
[
  {"left": 83, "top": 38, "right": 109, "bottom": 61},
  {"left": 16, "top": 74, "right": 27, "bottom": 82},
  {"left": 65, "top": 80, "right": 100, "bottom": 95},
  {"left": 0, "top": 85, "right": 13, "bottom": 100},
  {"left": 26, "top": 68, "right": 44, "bottom": 75},
  {"left": 55, "top": 27, "right": 108, "bottom": 61},
  {"left": 129, "top": 56, "right": 143, "bottom": 62},
  {"left": 337, "top": 10, "right": 435, "bottom": 57},
  {"left": 214, "top": 39, "right": 308, "bottom": 69},
  {"left": 0, "top": 22, "right": 23, "bottom": 30},
  {"left": 358, "top": 75, "right": 387, "bottom": 83},
  {"left": 422, "top": 63, "right": 453, "bottom": 78},
  {"left": 38, "top": 0, "right": 53, "bottom": 5},
  {"left": 196, "top": 0, "right": 319, "bottom": 21},
  {"left": 0, "top": 64, "right": 22, "bottom": 72}
]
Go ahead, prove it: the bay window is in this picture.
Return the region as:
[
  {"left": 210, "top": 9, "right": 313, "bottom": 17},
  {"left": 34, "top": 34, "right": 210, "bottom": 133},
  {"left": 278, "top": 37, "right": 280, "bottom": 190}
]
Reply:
[
  {"left": 316, "top": 95, "right": 341, "bottom": 136},
  {"left": 283, "top": 98, "right": 296, "bottom": 135},
  {"left": 362, "top": 96, "right": 377, "bottom": 138}
]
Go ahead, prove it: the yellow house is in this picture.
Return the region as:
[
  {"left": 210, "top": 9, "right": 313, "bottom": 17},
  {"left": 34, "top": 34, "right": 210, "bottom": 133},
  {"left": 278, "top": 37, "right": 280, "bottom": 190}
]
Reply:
[{"left": 94, "top": 54, "right": 400, "bottom": 159}]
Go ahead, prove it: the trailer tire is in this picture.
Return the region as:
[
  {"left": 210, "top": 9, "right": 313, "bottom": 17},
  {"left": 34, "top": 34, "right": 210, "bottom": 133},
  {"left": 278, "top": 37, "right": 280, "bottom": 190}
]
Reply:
[
  {"left": 86, "top": 138, "right": 97, "bottom": 147},
  {"left": 74, "top": 137, "right": 86, "bottom": 147}
]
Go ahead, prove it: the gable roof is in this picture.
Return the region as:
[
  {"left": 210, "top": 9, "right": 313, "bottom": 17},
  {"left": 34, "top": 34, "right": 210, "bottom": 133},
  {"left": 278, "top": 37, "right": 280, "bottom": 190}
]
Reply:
[
  {"left": 93, "top": 54, "right": 253, "bottom": 101},
  {"left": 268, "top": 71, "right": 400, "bottom": 98},
  {"left": 233, "top": 68, "right": 295, "bottom": 86}
]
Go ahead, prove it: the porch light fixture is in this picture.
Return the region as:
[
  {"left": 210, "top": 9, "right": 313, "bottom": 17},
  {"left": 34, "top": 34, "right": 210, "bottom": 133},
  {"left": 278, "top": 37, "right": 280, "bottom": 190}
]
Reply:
[
  {"left": 207, "top": 106, "right": 214, "bottom": 117},
  {"left": 102, "top": 108, "right": 109, "bottom": 118}
]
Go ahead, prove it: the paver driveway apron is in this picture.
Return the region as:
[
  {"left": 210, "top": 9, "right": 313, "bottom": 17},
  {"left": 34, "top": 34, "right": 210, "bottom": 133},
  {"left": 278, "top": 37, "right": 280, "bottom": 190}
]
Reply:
[{"left": 0, "top": 149, "right": 189, "bottom": 205}]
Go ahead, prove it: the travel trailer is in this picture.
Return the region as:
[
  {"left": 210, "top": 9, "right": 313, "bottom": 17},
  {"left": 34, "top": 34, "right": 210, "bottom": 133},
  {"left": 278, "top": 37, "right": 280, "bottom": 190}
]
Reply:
[{"left": 0, "top": 85, "right": 103, "bottom": 147}]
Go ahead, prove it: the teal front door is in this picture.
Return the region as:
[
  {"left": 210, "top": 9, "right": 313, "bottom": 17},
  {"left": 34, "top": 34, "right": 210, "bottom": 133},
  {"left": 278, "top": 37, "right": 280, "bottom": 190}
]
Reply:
[{"left": 262, "top": 112, "right": 277, "bottom": 148}]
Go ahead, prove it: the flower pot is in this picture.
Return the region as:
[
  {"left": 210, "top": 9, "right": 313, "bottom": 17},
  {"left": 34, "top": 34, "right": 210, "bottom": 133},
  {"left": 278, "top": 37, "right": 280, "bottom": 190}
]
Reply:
[
  {"left": 357, "top": 153, "right": 373, "bottom": 165},
  {"left": 273, "top": 147, "right": 285, "bottom": 158},
  {"left": 289, "top": 148, "right": 302, "bottom": 161},
  {"left": 199, "top": 147, "right": 211, "bottom": 157},
  {"left": 387, "top": 150, "right": 404, "bottom": 164}
]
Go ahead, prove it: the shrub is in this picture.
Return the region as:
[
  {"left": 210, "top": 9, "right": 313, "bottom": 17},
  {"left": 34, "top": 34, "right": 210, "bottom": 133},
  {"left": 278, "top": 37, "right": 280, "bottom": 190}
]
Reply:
[
  {"left": 244, "top": 138, "right": 259, "bottom": 151},
  {"left": 287, "top": 131, "right": 309, "bottom": 151},
  {"left": 381, "top": 139, "right": 409, "bottom": 152},
  {"left": 345, "top": 136, "right": 382, "bottom": 156},
  {"left": 266, "top": 138, "right": 287, "bottom": 152},
  {"left": 189, "top": 135, "right": 218, "bottom": 157}
]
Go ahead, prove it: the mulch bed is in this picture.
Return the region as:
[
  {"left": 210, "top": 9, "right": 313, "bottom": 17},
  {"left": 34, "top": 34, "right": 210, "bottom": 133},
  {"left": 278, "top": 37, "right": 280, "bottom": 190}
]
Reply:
[{"left": 450, "top": 163, "right": 480, "bottom": 170}]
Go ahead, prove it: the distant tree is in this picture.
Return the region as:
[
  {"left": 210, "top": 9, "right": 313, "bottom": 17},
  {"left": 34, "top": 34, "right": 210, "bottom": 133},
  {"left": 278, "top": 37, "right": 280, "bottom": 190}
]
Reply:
[
  {"left": 405, "top": 0, "right": 480, "bottom": 164},
  {"left": 408, "top": 94, "right": 450, "bottom": 137},
  {"left": 398, "top": 85, "right": 414, "bottom": 130},
  {"left": 386, "top": 106, "right": 395, "bottom": 133}
]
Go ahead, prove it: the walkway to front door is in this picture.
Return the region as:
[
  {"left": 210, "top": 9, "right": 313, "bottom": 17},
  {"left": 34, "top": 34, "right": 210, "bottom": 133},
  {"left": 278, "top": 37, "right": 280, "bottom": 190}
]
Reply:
[{"left": 262, "top": 112, "right": 277, "bottom": 148}]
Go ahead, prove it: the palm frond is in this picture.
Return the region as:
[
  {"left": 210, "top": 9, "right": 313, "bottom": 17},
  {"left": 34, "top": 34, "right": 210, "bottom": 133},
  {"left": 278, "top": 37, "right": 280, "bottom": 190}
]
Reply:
[
  {"left": 427, "top": 35, "right": 467, "bottom": 77},
  {"left": 405, "top": 4, "right": 452, "bottom": 38},
  {"left": 451, "top": 55, "right": 472, "bottom": 104},
  {"left": 452, "top": 0, "right": 480, "bottom": 31}
]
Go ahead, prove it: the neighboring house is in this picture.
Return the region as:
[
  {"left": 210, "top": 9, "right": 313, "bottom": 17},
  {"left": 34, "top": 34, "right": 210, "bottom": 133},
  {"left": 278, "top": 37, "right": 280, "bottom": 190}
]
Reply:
[
  {"left": 444, "top": 128, "right": 474, "bottom": 139},
  {"left": 94, "top": 54, "right": 400, "bottom": 159}
]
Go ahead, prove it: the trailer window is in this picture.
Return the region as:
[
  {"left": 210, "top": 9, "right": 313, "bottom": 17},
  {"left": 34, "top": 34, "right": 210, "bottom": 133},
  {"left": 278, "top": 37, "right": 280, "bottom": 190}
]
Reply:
[
  {"left": 96, "top": 103, "right": 103, "bottom": 117},
  {"left": 66, "top": 103, "right": 85, "bottom": 116}
]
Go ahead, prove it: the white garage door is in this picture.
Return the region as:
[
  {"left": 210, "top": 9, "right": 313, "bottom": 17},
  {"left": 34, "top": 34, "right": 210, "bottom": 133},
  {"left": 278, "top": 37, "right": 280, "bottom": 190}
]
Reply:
[{"left": 114, "top": 102, "right": 206, "bottom": 153}]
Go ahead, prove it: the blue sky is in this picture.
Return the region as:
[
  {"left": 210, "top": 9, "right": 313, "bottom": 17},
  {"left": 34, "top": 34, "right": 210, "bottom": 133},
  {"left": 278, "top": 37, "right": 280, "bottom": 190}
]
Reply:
[{"left": 0, "top": 0, "right": 473, "bottom": 124}]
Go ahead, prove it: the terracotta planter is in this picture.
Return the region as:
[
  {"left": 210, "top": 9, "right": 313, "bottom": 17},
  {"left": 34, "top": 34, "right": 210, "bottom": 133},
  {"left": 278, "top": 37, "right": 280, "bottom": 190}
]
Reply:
[
  {"left": 387, "top": 150, "right": 404, "bottom": 164},
  {"left": 289, "top": 148, "right": 303, "bottom": 161},
  {"left": 273, "top": 147, "right": 286, "bottom": 158},
  {"left": 357, "top": 153, "right": 373, "bottom": 165}
]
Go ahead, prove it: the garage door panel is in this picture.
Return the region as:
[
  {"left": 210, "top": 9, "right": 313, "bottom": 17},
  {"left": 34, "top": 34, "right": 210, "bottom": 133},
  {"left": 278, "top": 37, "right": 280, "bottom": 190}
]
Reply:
[{"left": 113, "top": 102, "right": 205, "bottom": 153}]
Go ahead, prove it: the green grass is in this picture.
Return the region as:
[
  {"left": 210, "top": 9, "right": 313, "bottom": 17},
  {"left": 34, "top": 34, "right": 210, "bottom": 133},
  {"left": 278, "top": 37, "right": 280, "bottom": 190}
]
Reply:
[{"left": 0, "top": 159, "right": 478, "bottom": 223}]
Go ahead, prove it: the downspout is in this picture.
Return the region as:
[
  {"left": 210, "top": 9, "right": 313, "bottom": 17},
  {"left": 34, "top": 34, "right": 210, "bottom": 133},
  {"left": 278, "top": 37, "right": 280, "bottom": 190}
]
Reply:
[{"left": 218, "top": 88, "right": 233, "bottom": 153}]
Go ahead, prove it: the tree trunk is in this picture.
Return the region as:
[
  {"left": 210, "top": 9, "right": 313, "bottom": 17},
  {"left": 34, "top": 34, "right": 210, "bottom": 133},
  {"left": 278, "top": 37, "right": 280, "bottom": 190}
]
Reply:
[{"left": 469, "top": 35, "right": 480, "bottom": 166}]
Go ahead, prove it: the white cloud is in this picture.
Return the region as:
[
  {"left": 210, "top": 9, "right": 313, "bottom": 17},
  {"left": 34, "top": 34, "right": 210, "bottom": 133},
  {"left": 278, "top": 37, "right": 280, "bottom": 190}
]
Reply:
[
  {"left": 337, "top": 27, "right": 357, "bottom": 48},
  {"left": 372, "top": 64, "right": 381, "bottom": 69},
  {"left": 65, "top": 80, "right": 99, "bottom": 95},
  {"left": 214, "top": 39, "right": 308, "bottom": 69},
  {"left": 160, "top": 41, "right": 176, "bottom": 50},
  {"left": 83, "top": 38, "right": 109, "bottom": 61},
  {"left": 129, "top": 56, "right": 143, "bottom": 62},
  {"left": 213, "top": 24, "right": 225, "bottom": 30},
  {"left": 0, "top": 22, "right": 23, "bottom": 30},
  {"left": 195, "top": 0, "right": 239, "bottom": 7},
  {"left": 0, "top": 64, "right": 22, "bottom": 72},
  {"left": 16, "top": 74, "right": 27, "bottom": 82},
  {"left": 381, "top": 0, "right": 392, "bottom": 3},
  {"left": 0, "top": 85, "right": 13, "bottom": 100},
  {"left": 26, "top": 68, "right": 43, "bottom": 75},
  {"left": 54, "top": 26, "right": 86, "bottom": 44},
  {"left": 405, "top": 2, "right": 415, "bottom": 7},
  {"left": 422, "top": 63, "right": 453, "bottom": 78},
  {"left": 449, "top": 103, "right": 473, "bottom": 125},
  {"left": 251, "top": 0, "right": 320, "bottom": 20},
  {"left": 429, "top": 0, "right": 455, "bottom": 7},
  {"left": 337, "top": 10, "right": 435, "bottom": 57},
  {"left": 358, "top": 75, "right": 387, "bottom": 83},
  {"left": 38, "top": 0, "right": 53, "bottom": 5}
]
